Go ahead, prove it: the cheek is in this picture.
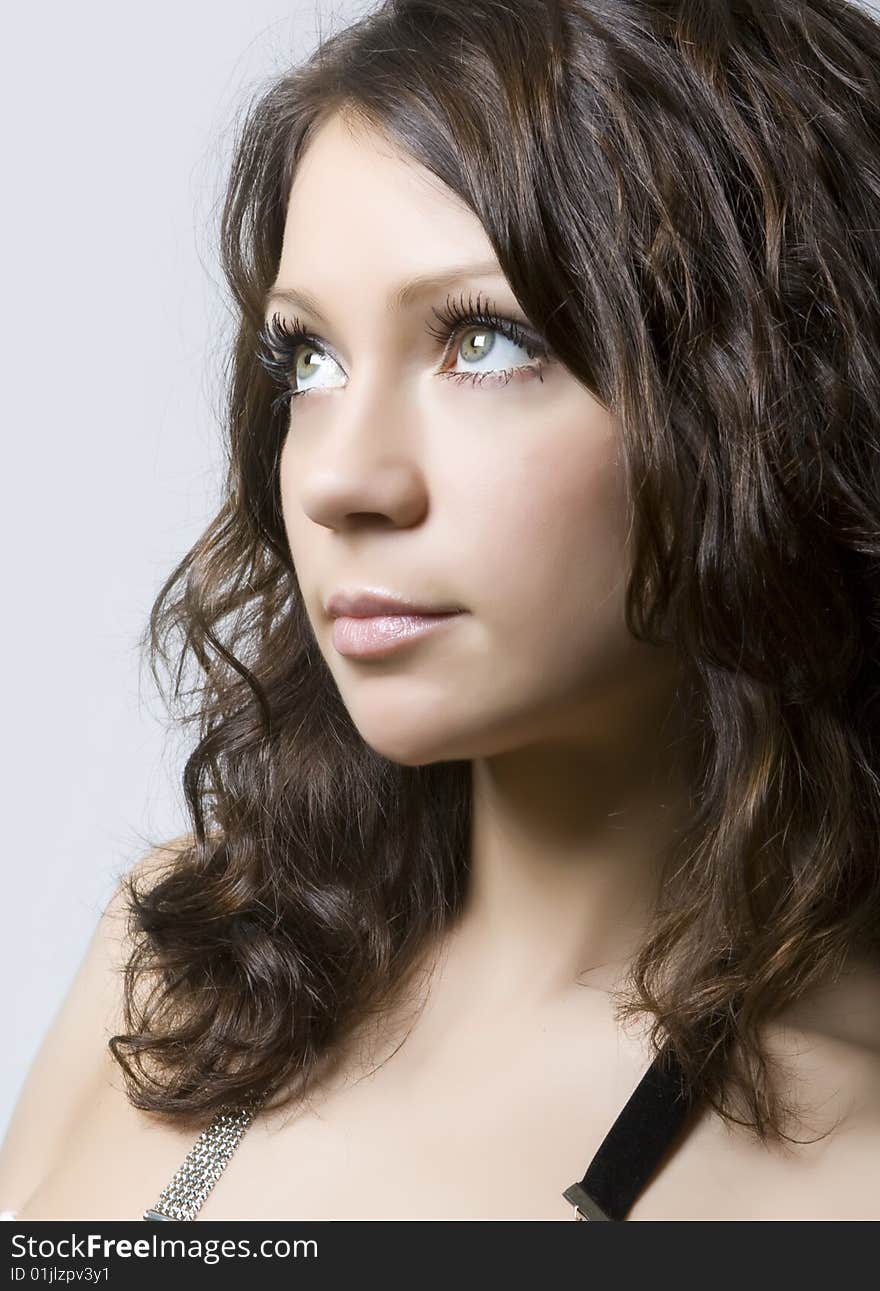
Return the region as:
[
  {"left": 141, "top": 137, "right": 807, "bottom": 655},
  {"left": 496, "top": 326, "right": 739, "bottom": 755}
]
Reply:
[
  {"left": 278, "top": 438, "right": 309, "bottom": 564},
  {"left": 472, "top": 415, "right": 631, "bottom": 674},
  {"left": 277, "top": 393, "right": 632, "bottom": 705}
]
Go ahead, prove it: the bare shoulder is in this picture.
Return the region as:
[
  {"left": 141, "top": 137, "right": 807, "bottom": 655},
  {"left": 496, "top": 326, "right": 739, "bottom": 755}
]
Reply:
[
  {"left": 759, "top": 956, "right": 880, "bottom": 1219},
  {"left": 766, "top": 953, "right": 880, "bottom": 1112},
  {"left": 632, "top": 957, "right": 880, "bottom": 1219},
  {"left": 0, "top": 834, "right": 196, "bottom": 1218}
]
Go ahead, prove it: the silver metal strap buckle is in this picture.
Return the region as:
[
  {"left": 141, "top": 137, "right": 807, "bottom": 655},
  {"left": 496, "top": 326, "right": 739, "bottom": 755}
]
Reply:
[{"left": 562, "top": 1181, "right": 611, "bottom": 1221}]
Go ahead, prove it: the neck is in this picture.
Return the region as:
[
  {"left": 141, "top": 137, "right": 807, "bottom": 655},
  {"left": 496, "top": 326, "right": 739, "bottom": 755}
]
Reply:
[{"left": 449, "top": 663, "right": 697, "bottom": 1008}]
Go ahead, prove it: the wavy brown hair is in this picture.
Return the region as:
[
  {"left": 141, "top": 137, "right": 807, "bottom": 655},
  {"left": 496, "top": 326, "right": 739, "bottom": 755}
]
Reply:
[{"left": 111, "top": 0, "right": 880, "bottom": 1145}]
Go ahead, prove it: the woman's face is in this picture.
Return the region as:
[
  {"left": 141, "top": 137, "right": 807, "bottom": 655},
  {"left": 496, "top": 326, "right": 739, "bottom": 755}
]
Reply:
[{"left": 271, "top": 111, "right": 674, "bottom": 765}]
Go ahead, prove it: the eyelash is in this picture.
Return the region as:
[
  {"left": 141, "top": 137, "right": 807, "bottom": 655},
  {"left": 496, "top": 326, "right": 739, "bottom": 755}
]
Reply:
[{"left": 255, "top": 290, "right": 551, "bottom": 413}]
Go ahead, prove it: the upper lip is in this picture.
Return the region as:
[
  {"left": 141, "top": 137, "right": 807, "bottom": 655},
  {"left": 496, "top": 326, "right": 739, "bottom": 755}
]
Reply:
[{"left": 325, "top": 588, "right": 465, "bottom": 618}]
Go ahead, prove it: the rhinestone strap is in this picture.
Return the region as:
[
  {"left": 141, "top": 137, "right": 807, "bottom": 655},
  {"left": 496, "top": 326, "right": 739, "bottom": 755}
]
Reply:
[{"left": 143, "top": 1101, "right": 263, "bottom": 1222}]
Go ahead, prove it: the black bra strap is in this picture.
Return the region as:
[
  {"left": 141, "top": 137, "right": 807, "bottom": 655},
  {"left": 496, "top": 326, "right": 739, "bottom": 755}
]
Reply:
[{"left": 562, "top": 1042, "right": 699, "bottom": 1221}]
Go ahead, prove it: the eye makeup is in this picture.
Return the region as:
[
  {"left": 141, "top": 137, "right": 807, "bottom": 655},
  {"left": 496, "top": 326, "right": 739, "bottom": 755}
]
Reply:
[{"left": 255, "top": 289, "right": 553, "bottom": 413}]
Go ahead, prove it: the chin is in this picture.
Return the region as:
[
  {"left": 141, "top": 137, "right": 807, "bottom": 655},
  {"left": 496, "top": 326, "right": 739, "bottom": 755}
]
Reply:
[{"left": 360, "top": 732, "right": 461, "bottom": 767}]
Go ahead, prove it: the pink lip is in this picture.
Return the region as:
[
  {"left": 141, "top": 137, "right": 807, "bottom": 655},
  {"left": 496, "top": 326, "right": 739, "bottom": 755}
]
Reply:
[
  {"left": 331, "top": 611, "right": 465, "bottom": 658},
  {"left": 326, "top": 588, "right": 464, "bottom": 619}
]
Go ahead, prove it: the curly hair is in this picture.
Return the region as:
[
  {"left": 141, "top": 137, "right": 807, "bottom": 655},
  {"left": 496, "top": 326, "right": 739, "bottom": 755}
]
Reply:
[{"left": 110, "top": 0, "right": 880, "bottom": 1145}]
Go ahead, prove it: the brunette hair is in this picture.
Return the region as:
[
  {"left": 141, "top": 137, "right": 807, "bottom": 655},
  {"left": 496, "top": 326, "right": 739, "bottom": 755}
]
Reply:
[{"left": 111, "top": 0, "right": 880, "bottom": 1144}]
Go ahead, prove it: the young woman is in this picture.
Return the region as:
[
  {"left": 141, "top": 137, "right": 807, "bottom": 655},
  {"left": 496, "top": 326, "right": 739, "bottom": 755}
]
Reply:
[{"left": 3, "top": 0, "right": 880, "bottom": 1220}]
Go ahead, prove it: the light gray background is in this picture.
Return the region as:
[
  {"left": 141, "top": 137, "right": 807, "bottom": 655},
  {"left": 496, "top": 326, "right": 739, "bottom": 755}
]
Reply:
[
  {"left": 3, "top": 0, "right": 879, "bottom": 1148},
  {"left": 1, "top": 0, "right": 369, "bottom": 1142}
]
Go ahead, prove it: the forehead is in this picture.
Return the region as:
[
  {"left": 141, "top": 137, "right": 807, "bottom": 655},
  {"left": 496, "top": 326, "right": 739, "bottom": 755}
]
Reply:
[{"left": 278, "top": 112, "right": 500, "bottom": 286}]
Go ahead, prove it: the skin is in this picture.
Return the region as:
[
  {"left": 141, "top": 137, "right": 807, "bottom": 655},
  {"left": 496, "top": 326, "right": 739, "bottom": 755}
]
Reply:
[
  {"left": 275, "top": 109, "right": 695, "bottom": 1012},
  {"left": 4, "top": 110, "right": 879, "bottom": 1222}
]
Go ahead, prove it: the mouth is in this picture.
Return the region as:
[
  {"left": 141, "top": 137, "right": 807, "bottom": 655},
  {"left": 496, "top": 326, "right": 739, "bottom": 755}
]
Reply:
[
  {"left": 325, "top": 587, "right": 465, "bottom": 619},
  {"left": 330, "top": 608, "right": 466, "bottom": 659}
]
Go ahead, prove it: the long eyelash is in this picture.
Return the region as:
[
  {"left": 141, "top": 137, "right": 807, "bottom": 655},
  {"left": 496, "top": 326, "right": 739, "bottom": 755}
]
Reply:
[
  {"left": 255, "top": 312, "right": 318, "bottom": 414},
  {"left": 255, "top": 291, "right": 552, "bottom": 411},
  {"left": 425, "top": 289, "right": 549, "bottom": 374}
]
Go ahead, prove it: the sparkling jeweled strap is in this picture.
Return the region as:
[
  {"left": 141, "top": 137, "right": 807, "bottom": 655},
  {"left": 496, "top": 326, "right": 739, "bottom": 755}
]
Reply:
[{"left": 143, "top": 1101, "right": 263, "bottom": 1222}]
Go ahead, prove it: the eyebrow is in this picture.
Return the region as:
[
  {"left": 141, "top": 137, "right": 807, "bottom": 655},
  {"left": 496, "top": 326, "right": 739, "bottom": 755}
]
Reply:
[{"left": 263, "top": 260, "right": 507, "bottom": 324}]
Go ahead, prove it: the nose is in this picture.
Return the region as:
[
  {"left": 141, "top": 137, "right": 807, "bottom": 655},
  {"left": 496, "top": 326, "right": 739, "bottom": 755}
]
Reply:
[{"left": 290, "top": 368, "right": 430, "bottom": 531}]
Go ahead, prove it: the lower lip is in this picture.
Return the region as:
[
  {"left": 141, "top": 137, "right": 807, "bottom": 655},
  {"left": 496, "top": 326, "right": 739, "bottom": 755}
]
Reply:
[{"left": 331, "top": 611, "right": 465, "bottom": 658}]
